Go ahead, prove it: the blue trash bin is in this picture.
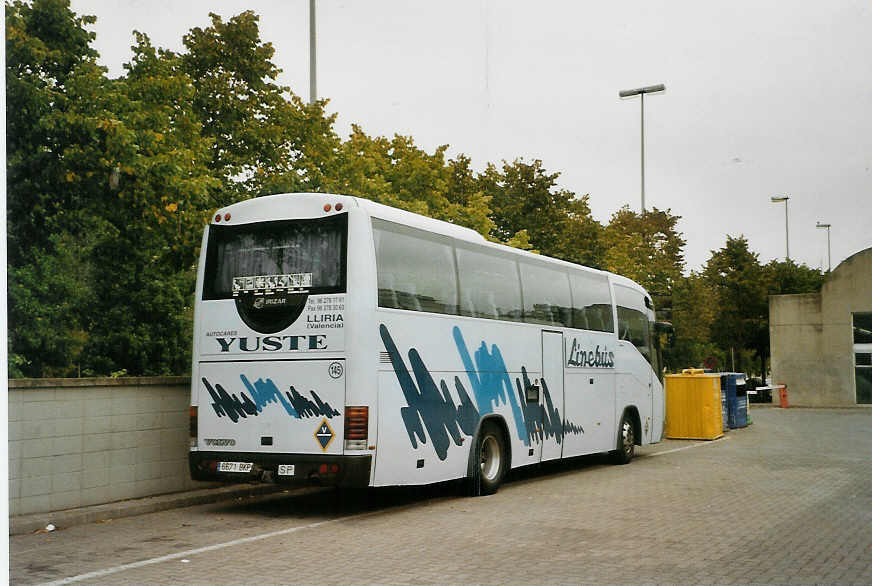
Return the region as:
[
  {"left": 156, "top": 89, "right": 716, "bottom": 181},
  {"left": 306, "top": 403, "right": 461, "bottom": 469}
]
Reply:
[
  {"left": 734, "top": 373, "right": 749, "bottom": 427},
  {"left": 721, "top": 374, "right": 737, "bottom": 429},
  {"left": 735, "top": 393, "right": 748, "bottom": 427},
  {"left": 722, "top": 373, "right": 748, "bottom": 429}
]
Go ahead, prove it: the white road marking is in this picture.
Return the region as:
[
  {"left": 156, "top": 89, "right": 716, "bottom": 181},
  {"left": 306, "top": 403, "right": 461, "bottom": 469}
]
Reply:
[
  {"left": 643, "top": 435, "right": 730, "bottom": 458},
  {"left": 37, "top": 511, "right": 375, "bottom": 585}
]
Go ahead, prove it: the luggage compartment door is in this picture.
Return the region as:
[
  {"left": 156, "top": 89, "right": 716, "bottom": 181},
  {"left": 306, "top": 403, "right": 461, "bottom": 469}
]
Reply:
[{"left": 196, "top": 359, "right": 346, "bottom": 455}]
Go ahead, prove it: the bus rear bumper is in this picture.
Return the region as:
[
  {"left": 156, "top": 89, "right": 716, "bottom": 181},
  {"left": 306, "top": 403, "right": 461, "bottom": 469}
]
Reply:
[{"left": 189, "top": 451, "right": 372, "bottom": 488}]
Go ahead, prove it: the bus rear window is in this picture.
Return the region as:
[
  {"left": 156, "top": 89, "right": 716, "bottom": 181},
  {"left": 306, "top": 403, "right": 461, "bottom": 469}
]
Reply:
[{"left": 203, "top": 214, "right": 347, "bottom": 300}]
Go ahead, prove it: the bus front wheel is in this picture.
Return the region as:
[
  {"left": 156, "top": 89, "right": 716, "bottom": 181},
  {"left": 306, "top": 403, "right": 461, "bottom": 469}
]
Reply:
[
  {"left": 467, "top": 421, "right": 507, "bottom": 496},
  {"left": 610, "top": 411, "right": 635, "bottom": 465}
]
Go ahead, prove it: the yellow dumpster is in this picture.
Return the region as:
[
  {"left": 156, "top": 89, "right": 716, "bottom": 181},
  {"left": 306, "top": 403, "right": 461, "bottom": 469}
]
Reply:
[{"left": 665, "top": 369, "right": 724, "bottom": 440}]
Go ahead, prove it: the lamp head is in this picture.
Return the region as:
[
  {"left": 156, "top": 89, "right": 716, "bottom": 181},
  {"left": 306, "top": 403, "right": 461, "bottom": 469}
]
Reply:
[
  {"left": 770, "top": 196, "right": 789, "bottom": 203},
  {"left": 619, "top": 84, "right": 666, "bottom": 98}
]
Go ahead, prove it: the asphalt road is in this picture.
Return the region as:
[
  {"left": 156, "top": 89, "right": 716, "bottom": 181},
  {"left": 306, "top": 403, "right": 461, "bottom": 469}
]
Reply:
[{"left": 11, "top": 407, "right": 872, "bottom": 585}]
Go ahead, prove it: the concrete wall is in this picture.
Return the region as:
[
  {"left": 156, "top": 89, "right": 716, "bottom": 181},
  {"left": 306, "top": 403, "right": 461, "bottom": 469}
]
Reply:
[
  {"left": 8, "top": 377, "right": 214, "bottom": 516},
  {"left": 770, "top": 248, "right": 872, "bottom": 405}
]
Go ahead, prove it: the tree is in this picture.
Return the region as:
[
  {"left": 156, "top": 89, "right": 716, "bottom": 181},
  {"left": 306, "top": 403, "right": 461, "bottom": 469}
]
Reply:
[
  {"left": 6, "top": 0, "right": 103, "bottom": 376},
  {"left": 6, "top": 2, "right": 220, "bottom": 376},
  {"left": 604, "top": 206, "right": 685, "bottom": 302},
  {"left": 703, "top": 236, "right": 768, "bottom": 375},
  {"left": 764, "top": 260, "right": 825, "bottom": 295},
  {"left": 323, "top": 126, "right": 495, "bottom": 236},
  {"left": 665, "top": 272, "right": 720, "bottom": 371},
  {"left": 179, "top": 11, "right": 334, "bottom": 200},
  {"left": 82, "top": 32, "right": 219, "bottom": 375},
  {"left": 479, "top": 158, "right": 604, "bottom": 264}
]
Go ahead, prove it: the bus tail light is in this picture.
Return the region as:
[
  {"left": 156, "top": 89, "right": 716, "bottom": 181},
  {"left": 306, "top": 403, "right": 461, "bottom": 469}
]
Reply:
[
  {"left": 189, "top": 406, "right": 198, "bottom": 448},
  {"left": 344, "top": 406, "right": 368, "bottom": 451}
]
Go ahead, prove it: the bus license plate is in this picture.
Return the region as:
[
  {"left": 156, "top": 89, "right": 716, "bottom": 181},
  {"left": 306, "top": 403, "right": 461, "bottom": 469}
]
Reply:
[
  {"left": 218, "top": 461, "right": 253, "bottom": 473},
  {"left": 277, "top": 464, "right": 295, "bottom": 476}
]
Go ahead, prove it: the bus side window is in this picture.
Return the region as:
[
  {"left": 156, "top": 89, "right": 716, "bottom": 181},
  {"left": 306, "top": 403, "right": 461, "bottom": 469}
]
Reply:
[
  {"left": 457, "top": 246, "right": 523, "bottom": 323},
  {"left": 615, "top": 285, "right": 652, "bottom": 364},
  {"left": 519, "top": 262, "right": 572, "bottom": 327},
  {"left": 373, "top": 219, "right": 458, "bottom": 315},
  {"left": 380, "top": 273, "right": 400, "bottom": 309},
  {"left": 570, "top": 271, "right": 614, "bottom": 333}
]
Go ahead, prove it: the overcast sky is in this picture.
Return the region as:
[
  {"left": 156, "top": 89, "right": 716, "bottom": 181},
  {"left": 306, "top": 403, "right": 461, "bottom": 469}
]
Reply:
[{"left": 72, "top": 0, "right": 872, "bottom": 272}]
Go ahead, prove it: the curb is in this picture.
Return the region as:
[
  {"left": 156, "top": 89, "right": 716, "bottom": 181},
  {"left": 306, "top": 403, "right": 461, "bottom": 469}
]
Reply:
[{"left": 10, "top": 483, "right": 285, "bottom": 536}]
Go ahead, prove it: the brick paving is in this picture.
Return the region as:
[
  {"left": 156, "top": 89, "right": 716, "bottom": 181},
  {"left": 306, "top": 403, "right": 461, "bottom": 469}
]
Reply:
[{"left": 11, "top": 407, "right": 872, "bottom": 585}]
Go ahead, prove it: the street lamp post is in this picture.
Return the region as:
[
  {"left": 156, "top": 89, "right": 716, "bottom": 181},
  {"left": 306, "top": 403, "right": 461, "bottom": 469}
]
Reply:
[
  {"left": 770, "top": 195, "right": 790, "bottom": 261},
  {"left": 309, "top": 0, "right": 317, "bottom": 104},
  {"left": 619, "top": 83, "right": 666, "bottom": 213},
  {"left": 816, "top": 221, "right": 832, "bottom": 272}
]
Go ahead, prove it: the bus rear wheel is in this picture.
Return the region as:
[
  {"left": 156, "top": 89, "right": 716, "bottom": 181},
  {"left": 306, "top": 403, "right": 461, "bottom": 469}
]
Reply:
[
  {"left": 468, "top": 421, "right": 507, "bottom": 496},
  {"left": 610, "top": 412, "right": 635, "bottom": 465}
]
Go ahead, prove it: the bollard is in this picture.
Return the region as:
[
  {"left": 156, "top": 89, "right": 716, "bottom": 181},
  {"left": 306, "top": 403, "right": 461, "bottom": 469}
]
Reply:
[{"left": 778, "top": 385, "right": 789, "bottom": 408}]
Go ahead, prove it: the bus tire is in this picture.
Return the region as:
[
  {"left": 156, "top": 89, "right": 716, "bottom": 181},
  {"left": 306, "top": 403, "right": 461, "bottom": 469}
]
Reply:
[
  {"left": 467, "top": 420, "right": 507, "bottom": 496},
  {"left": 610, "top": 411, "right": 635, "bottom": 465}
]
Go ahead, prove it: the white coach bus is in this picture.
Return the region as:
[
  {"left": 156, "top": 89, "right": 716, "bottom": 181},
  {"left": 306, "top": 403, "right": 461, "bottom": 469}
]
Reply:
[{"left": 189, "top": 193, "right": 664, "bottom": 495}]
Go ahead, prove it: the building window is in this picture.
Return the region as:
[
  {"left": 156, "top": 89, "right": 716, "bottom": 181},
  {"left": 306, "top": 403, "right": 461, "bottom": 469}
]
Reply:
[
  {"left": 853, "top": 313, "right": 872, "bottom": 404},
  {"left": 853, "top": 312, "right": 872, "bottom": 344}
]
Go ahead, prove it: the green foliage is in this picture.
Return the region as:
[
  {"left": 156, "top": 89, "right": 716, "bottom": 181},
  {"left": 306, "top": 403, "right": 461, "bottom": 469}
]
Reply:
[
  {"left": 663, "top": 272, "right": 717, "bottom": 371},
  {"left": 764, "top": 260, "right": 825, "bottom": 295},
  {"left": 6, "top": 0, "right": 103, "bottom": 376},
  {"left": 702, "top": 236, "right": 769, "bottom": 374},
  {"left": 322, "top": 126, "right": 496, "bottom": 236},
  {"left": 604, "top": 206, "right": 685, "bottom": 301},
  {"left": 179, "top": 11, "right": 333, "bottom": 200},
  {"left": 480, "top": 158, "right": 604, "bottom": 264},
  {"left": 7, "top": 231, "right": 94, "bottom": 377},
  {"left": 6, "top": 1, "right": 218, "bottom": 377}
]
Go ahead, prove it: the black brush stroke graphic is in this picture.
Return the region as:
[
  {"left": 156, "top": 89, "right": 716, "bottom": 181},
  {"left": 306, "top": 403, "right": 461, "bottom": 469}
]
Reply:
[
  {"left": 381, "top": 324, "right": 585, "bottom": 460},
  {"left": 202, "top": 376, "right": 338, "bottom": 423},
  {"left": 285, "top": 387, "right": 340, "bottom": 418},
  {"left": 380, "top": 324, "right": 480, "bottom": 461},
  {"left": 203, "top": 377, "right": 258, "bottom": 423}
]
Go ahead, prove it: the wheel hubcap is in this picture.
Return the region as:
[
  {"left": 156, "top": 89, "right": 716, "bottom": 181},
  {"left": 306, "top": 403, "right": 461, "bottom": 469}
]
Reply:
[{"left": 480, "top": 435, "right": 500, "bottom": 481}]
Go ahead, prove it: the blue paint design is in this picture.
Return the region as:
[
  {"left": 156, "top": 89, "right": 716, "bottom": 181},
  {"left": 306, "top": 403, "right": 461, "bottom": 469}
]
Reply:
[
  {"left": 453, "top": 326, "right": 528, "bottom": 445},
  {"left": 240, "top": 375, "right": 298, "bottom": 417},
  {"left": 202, "top": 375, "right": 338, "bottom": 423},
  {"left": 380, "top": 324, "right": 480, "bottom": 461},
  {"left": 380, "top": 323, "right": 585, "bottom": 461}
]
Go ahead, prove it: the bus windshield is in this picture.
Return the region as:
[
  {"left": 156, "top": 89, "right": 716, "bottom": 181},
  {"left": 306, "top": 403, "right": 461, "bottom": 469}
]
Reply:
[{"left": 203, "top": 213, "right": 347, "bottom": 300}]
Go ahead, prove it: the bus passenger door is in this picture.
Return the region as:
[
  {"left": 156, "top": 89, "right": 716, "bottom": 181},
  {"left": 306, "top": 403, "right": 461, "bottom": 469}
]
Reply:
[{"left": 540, "top": 331, "right": 564, "bottom": 461}]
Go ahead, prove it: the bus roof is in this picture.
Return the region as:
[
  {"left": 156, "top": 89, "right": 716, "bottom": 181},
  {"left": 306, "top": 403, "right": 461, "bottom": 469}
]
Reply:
[
  {"left": 215, "top": 192, "right": 651, "bottom": 300},
  {"left": 354, "top": 197, "right": 488, "bottom": 244}
]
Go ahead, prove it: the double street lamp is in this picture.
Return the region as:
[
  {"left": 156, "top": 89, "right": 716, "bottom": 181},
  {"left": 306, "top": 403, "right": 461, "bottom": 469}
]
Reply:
[
  {"left": 816, "top": 221, "right": 832, "bottom": 272},
  {"left": 770, "top": 195, "right": 790, "bottom": 261},
  {"left": 619, "top": 83, "right": 666, "bottom": 213}
]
